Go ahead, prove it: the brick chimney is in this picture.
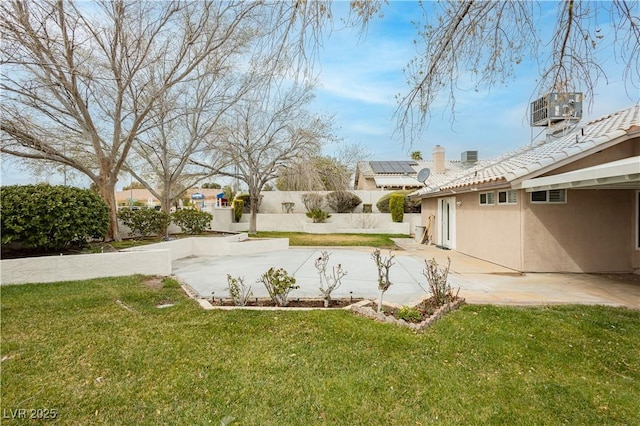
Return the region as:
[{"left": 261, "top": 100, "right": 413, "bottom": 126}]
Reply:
[{"left": 432, "top": 145, "right": 445, "bottom": 173}]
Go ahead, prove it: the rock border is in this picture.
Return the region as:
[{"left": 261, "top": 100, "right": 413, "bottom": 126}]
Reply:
[
  {"left": 349, "top": 298, "right": 466, "bottom": 332},
  {"left": 177, "top": 275, "right": 465, "bottom": 329}
]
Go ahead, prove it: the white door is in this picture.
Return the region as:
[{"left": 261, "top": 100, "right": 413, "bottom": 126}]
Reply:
[{"left": 438, "top": 197, "right": 456, "bottom": 249}]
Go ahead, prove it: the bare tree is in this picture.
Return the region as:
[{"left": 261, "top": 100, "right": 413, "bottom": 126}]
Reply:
[
  {"left": 123, "top": 67, "right": 253, "bottom": 220},
  {"left": 206, "top": 82, "right": 335, "bottom": 234},
  {"left": 1, "top": 1, "right": 381, "bottom": 240},
  {"left": 276, "top": 156, "right": 350, "bottom": 191},
  {"left": 276, "top": 140, "right": 371, "bottom": 191},
  {"left": 397, "top": 0, "right": 640, "bottom": 139},
  {"left": 0, "top": 0, "right": 264, "bottom": 240}
]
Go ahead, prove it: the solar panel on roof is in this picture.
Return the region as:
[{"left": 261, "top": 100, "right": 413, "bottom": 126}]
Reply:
[{"left": 370, "top": 161, "right": 417, "bottom": 174}]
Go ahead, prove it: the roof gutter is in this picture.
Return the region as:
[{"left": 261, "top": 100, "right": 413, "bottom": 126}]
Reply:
[{"left": 411, "top": 180, "right": 510, "bottom": 199}]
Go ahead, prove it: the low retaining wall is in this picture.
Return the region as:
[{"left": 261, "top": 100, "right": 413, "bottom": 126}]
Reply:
[
  {"left": 0, "top": 249, "right": 171, "bottom": 285},
  {"left": 1, "top": 234, "right": 289, "bottom": 286},
  {"left": 123, "top": 234, "right": 289, "bottom": 260}
]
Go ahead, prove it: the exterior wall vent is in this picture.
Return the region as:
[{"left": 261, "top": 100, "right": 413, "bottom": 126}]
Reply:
[
  {"left": 461, "top": 151, "right": 478, "bottom": 163},
  {"left": 530, "top": 92, "right": 583, "bottom": 127}
]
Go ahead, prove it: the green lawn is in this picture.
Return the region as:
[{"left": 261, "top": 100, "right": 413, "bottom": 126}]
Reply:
[
  {"left": 1, "top": 277, "right": 639, "bottom": 425},
  {"left": 252, "top": 231, "right": 410, "bottom": 248}
]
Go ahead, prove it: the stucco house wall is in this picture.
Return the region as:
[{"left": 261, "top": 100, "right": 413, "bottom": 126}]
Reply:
[
  {"left": 420, "top": 198, "right": 439, "bottom": 243},
  {"left": 522, "top": 189, "right": 635, "bottom": 273},
  {"left": 422, "top": 187, "right": 636, "bottom": 273},
  {"left": 455, "top": 191, "right": 523, "bottom": 271}
]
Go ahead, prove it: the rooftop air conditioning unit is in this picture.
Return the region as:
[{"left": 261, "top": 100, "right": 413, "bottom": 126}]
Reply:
[
  {"left": 530, "top": 92, "right": 583, "bottom": 127},
  {"left": 461, "top": 151, "right": 478, "bottom": 163}
]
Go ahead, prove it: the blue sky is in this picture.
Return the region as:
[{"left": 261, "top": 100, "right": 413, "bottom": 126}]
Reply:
[
  {"left": 315, "top": 1, "right": 639, "bottom": 163},
  {"left": 1, "top": 1, "right": 638, "bottom": 187}
]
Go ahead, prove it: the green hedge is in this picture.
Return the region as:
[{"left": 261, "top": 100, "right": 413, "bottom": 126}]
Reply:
[
  {"left": 389, "top": 193, "right": 405, "bottom": 222},
  {"left": 376, "top": 190, "right": 421, "bottom": 213},
  {"left": 1, "top": 184, "right": 109, "bottom": 250},
  {"left": 232, "top": 199, "right": 244, "bottom": 223},
  {"left": 171, "top": 209, "right": 212, "bottom": 234},
  {"left": 118, "top": 208, "right": 170, "bottom": 239}
]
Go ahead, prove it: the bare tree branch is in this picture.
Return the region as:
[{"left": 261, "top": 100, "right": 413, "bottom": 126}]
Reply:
[{"left": 396, "top": 0, "right": 639, "bottom": 143}]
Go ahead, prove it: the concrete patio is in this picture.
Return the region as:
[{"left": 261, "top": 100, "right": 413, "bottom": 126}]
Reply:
[{"left": 172, "top": 238, "right": 640, "bottom": 309}]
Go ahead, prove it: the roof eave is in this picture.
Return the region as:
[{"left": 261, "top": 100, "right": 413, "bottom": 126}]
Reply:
[{"left": 511, "top": 129, "right": 640, "bottom": 188}]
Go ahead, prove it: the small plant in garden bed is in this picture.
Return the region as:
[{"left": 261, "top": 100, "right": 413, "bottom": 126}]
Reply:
[
  {"left": 380, "top": 298, "right": 444, "bottom": 322},
  {"left": 315, "top": 251, "right": 347, "bottom": 307},
  {"left": 257, "top": 267, "right": 299, "bottom": 307},
  {"left": 226, "top": 274, "right": 253, "bottom": 306},
  {"left": 419, "top": 256, "right": 460, "bottom": 307},
  {"left": 396, "top": 305, "right": 422, "bottom": 322},
  {"left": 371, "top": 248, "right": 395, "bottom": 312}
]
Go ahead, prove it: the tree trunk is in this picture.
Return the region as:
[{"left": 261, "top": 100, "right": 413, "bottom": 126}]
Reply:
[
  {"left": 100, "top": 182, "right": 120, "bottom": 242},
  {"left": 248, "top": 188, "right": 260, "bottom": 235},
  {"left": 377, "top": 290, "right": 384, "bottom": 313},
  {"left": 161, "top": 190, "right": 172, "bottom": 239}
]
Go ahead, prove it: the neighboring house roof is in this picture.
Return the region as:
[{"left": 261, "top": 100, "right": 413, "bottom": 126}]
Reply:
[
  {"left": 356, "top": 159, "right": 485, "bottom": 189},
  {"left": 411, "top": 104, "right": 640, "bottom": 198}
]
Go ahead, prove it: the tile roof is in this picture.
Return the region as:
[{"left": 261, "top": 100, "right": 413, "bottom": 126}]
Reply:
[
  {"left": 357, "top": 159, "right": 487, "bottom": 189},
  {"left": 411, "top": 104, "right": 639, "bottom": 197}
]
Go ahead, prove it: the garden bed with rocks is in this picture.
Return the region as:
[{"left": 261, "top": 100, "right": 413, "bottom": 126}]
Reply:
[{"left": 350, "top": 297, "right": 466, "bottom": 332}]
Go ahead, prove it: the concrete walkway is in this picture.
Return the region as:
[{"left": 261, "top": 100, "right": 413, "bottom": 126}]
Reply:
[{"left": 172, "top": 239, "right": 640, "bottom": 309}]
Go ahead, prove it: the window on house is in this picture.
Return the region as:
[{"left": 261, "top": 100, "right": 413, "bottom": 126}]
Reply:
[
  {"left": 498, "top": 190, "right": 517, "bottom": 204},
  {"left": 531, "top": 189, "right": 567, "bottom": 203},
  {"left": 479, "top": 192, "right": 495, "bottom": 205}
]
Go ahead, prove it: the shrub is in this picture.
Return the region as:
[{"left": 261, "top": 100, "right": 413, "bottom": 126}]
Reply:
[
  {"left": 0, "top": 184, "right": 109, "bottom": 250},
  {"left": 257, "top": 267, "right": 299, "bottom": 307},
  {"left": 389, "top": 193, "right": 405, "bottom": 222},
  {"left": 301, "top": 192, "right": 330, "bottom": 223},
  {"left": 306, "top": 209, "right": 331, "bottom": 223},
  {"left": 314, "top": 251, "right": 347, "bottom": 307},
  {"left": 226, "top": 274, "right": 253, "bottom": 306},
  {"left": 300, "top": 192, "right": 324, "bottom": 212},
  {"left": 421, "top": 257, "right": 458, "bottom": 307},
  {"left": 118, "top": 208, "right": 170, "bottom": 239},
  {"left": 232, "top": 199, "right": 243, "bottom": 223},
  {"left": 397, "top": 306, "right": 422, "bottom": 322},
  {"left": 326, "top": 191, "right": 362, "bottom": 213},
  {"left": 235, "top": 193, "right": 262, "bottom": 213},
  {"left": 171, "top": 209, "right": 212, "bottom": 234},
  {"left": 376, "top": 190, "right": 421, "bottom": 213}
]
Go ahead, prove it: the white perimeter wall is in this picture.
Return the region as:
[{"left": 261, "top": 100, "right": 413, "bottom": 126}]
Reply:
[
  {"left": 228, "top": 213, "right": 422, "bottom": 235},
  {"left": 119, "top": 191, "right": 419, "bottom": 237},
  {"left": 1, "top": 250, "right": 171, "bottom": 285},
  {"left": 1, "top": 235, "right": 288, "bottom": 285},
  {"left": 256, "top": 190, "right": 393, "bottom": 213}
]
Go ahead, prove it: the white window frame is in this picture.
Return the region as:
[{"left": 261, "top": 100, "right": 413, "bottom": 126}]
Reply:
[
  {"left": 498, "top": 190, "right": 517, "bottom": 205},
  {"left": 479, "top": 191, "right": 495, "bottom": 206},
  {"left": 530, "top": 189, "right": 567, "bottom": 204}
]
